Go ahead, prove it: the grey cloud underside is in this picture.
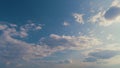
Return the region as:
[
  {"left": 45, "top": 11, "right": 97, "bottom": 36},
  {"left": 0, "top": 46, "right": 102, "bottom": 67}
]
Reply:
[
  {"left": 89, "top": 50, "right": 119, "bottom": 59},
  {"left": 84, "top": 50, "right": 120, "bottom": 62},
  {"left": 84, "top": 57, "right": 97, "bottom": 62},
  {"left": 104, "top": 6, "right": 120, "bottom": 20}
]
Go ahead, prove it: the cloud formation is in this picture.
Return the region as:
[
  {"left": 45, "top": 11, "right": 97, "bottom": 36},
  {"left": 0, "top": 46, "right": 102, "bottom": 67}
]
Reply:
[
  {"left": 84, "top": 50, "right": 120, "bottom": 62},
  {"left": 42, "top": 34, "right": 102, "bottom": 49},
  {"left": 73, "top": 13, "right": 84, "bottom": 24},
  {"left": 0, "top": 22, "right": 102, "bottom": 65},
  {"left": 104, "top": 6, "right": 120, "bottom": 20},
  {"left": 89, "top": 1, "right": 120, "bottom": 26}
]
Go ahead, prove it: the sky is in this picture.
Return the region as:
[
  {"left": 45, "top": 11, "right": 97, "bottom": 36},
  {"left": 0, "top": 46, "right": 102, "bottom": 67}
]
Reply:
[{"left": 1, "top": 0, "right": 120, "bottom": 68}]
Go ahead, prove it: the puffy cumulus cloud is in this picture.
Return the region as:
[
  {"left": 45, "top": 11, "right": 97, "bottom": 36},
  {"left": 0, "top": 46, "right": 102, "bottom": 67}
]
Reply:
[
  {"left": 0, "top": 23, "right": 45, "bottom": 64},
  {"left": 41, "top": 34, "right": 102, "bottom": 50},
  {"left": 73, "top": 13, "right": 84, "bottom": 24},
  {"left": 84, "top": 50, "right": 120, "bottom": 62},
  {"left": 89, "top": 1, "right": 120, "bottom": 26},
  {"left": 0, "top": 23, "right": 102, "bottom": 65},
  {"left": 0, "top": 23, "right": 102, "bottom": 66},
  {"left": 20, "top": 23, "right": 42, "bottom": 32},
  {"left": 0, "top": 29, "right": 56, "bottom": 64},
  {"left": 4, "top": 22, "right": 42, "bottom": 38},
  {"left": 0, "top": 31, "right": 32, "bottom": 62}
]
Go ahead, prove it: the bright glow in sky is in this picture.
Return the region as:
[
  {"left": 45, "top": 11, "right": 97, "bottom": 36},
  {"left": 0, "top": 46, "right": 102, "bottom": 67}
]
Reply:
[{"left": 0, "top": 0, "right": 120, "bottom": 68}]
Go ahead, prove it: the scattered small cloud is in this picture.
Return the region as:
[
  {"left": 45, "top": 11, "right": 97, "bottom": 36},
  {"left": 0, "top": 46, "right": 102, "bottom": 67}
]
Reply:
[
  {"left": 20, "top": 23, "right": 42, "bottom": 32},
  {"left": 73, "top": 13, "right": 84, "bottom": 24},
  {"left": 63, "top": 21, "right": 70, "bottom": 26}
]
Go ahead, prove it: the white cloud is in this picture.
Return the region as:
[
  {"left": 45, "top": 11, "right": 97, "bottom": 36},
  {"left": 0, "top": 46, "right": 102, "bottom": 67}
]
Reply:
[
  {"left": 111, "top": 0, "right": 120, "bottom": 7},
  {"left": 0, "top": 22, "right": 103, "bottom": 65},
  {"left": 73, "top": 13, "right": 84, "bottom": 24},
  {"left": 0, "top": 25, "right": 102, "bottom": 63},
  {"left": 50, "top": 34, "right": 61, "bottom": 40},
  {"left": 42, "top": 34, "right": 102, "bottom": 50},
  {"left": 10, "top": 24, "right": 17, "bottom": 27},
  {"left": 19, "top": 31, "right": 28, "bottom": 38},
  {"left": 0, "top": 24, "right": 7, "bottom": 30},
  {"left": 89, "top": 1, "right": 120, "bottom": 26},
  {"left": 20, "top": 23, "right": 42, "bottom": 32},
  {"left": 63, "top": 21, "right": 70, "bottom": 26}
]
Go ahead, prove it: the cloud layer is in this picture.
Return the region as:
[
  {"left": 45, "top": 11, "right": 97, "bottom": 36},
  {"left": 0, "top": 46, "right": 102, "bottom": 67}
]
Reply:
[{"left": 0, "top": 22, "right": 103, "bottom": 65}]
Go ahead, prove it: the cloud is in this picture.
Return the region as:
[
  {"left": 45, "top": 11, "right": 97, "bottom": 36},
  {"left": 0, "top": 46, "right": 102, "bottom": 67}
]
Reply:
[
  {"left": 0, "top": 22, "right": 103, "bottom": 66},
  {"left": 19, "top": 31, "right": 28, "bottom": 38},
  {"left": 0, "top": 24, "right": 7, "bottom": 30},
  {"left": 0, "top": 23, "right": 45, "bottom": 64},
  {"left": 34, "top": 59, "right": 73, "bottom": 64},
  {"left": 63, "top": 21, "right": 70, "bottom": 26},
  {"left": 104, "top": 6, "right": 120, "bottom": 20},
  {"left": 16, "top": 23, "right": 42, "bottom": 38},
  {"left": 89, "top": 2, "right": 120, "bottom": 26},
  {"left": 106, "top": 34, "right": 113, "bottom": 40},
  {"left": 73, "top": 13, "right": 84, "bottom": 24},
  {"left": 0, "top": 29, "right": 56, "bottom": 64},
  {"left": 57, "top": 59, "right": 73, "bottom": 64},
  {"left": 89, "top": 50, "right": 119, "bottom": 59},
  {"left": 20, "top": 23, "right": 42, "bottom": 32},
  {"left": 0, "top": 30, "right": 32, "bottom": 62},
  {"left": 84, "top": 57, "right": 97, "bottom": 62},
  {"left": 111, "top": 0, "right": 120, "bottom": 7},
  {"left": 84, "top": 50, "right": 120, "bottom": 62},
  {"left": 41, "top": 34, "right": 102, "bottom": 50}
]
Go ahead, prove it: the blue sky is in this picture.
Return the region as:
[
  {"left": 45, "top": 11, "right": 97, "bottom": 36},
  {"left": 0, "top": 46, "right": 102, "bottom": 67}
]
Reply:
[{"left": 1, "top": 0, "right": 120, "bottom": 68}]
